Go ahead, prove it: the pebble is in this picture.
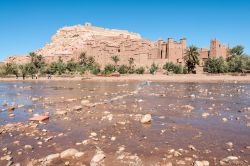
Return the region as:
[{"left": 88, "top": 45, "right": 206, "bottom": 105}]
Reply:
[
  {"left": 24, "top": 145, "right": 33, "bottom": 150},
  {"left": 202, "top": 112, "right": 210, "bottom": 118},
  {"left": 140, "top": 114, "right": 152, "bottom": 124}
]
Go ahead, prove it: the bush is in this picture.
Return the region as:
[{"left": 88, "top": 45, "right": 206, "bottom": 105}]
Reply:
[
  {"left": 66, "top": 60, "right": 79, "bottom": 73},
  {"left": 103, "top": 64, "right": 116, "bottom": 74},
  {"left": 90, "top": 64, "right": 101, "bottom": 75},
  {"left": 135, "top": 67, "right": 145, "bottom": 74},
  {"left": 204, "top": 57, "right": 228, "bottom": 73},
  {"left": 163, "top": 62, "right": 184, "bottom": 74},
  {"left": 227, "top": 55, "right": 248, "bottom": 72},
  {"left": 149, "top": 63, "right": 158, "bottom": 74},
  {"left": 117, "top": 65, "right": 129, "bottom": 74},
  {"left": 163, "top": 62, "right": 175, "bottom": 72}
]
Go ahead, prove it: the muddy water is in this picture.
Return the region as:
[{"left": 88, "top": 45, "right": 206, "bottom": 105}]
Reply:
[{"left": 0, "top": 81, "right": 250, "bottom": 165}]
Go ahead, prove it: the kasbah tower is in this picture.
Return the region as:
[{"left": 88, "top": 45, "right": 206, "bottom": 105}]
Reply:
[{"left": 4, "top": 23, "right": 229, "bottom": 69}]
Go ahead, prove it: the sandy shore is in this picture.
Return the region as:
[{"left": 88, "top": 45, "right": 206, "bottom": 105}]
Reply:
[{"left": 1, "top": 74, "right": 250, "bottom": 83}]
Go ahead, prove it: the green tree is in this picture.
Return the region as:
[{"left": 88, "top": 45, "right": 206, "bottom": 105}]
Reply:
[
  {"left": 66, "top": 59, "right": 79, "bottom": 73},
  {"left": 184, "top": 45, "right": 200, "bottom": 73},
  {"left": 204, "top": 57, "right": 228, "bottom": 73},
  {"left": 227, "top": 55, "right": 248, "bottom": 72},
  {"left": 230, "top": 45, "right": 245, "bottom": 57},
  {"left": 4, "top": 63, "right": 19, "bottom": 75}
]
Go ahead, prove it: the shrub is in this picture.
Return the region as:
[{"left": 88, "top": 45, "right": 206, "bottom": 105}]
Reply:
[
  {"left": 135, "top": 67, "right": 145, "bottom": 74},
  {"left": 204, "top": 57, "right": 228, "bottom": 73},
  {"left": 227, "top": 55, "right": 248, "bottom": 72},
  {"left": 117, "top": 65, "right": 129, "bottom": 74},
  {"left": 163, "top": 62, "right": 175, "bottom": 72},
  {"left": 66, "top": 60, "right": 79, "bottom": 73},
  {"left": 163, "top": 62, "right": 184, "bottom": 74},
  {"left": 103, "top": 64, "right": 116, "bottom": 74},
  {"left": 149, "top": 63, "right": 158, "bottom": 74},
  {"left": 90, "top": 64, "right": 101, "bottom": 75}
]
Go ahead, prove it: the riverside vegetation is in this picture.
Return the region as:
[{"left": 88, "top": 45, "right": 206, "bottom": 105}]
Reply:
[{"left": 0, "top": 45, "right": 249, "bottom": 78}]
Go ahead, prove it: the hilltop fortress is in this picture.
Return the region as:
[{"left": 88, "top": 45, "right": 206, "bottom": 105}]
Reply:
[{"left": 4, "top": 23, "right": 229, "bottom": 68}]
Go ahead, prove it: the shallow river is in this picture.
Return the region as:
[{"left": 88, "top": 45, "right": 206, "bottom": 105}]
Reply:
[{"left": 0, "top": 81, "right": 249, "bottom": 165}]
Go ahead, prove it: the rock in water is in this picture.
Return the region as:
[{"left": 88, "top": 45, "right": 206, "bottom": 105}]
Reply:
[
  {"left": 60, "top": 148, "right": 79, "bottom": 159},
  {"left": 73, "top": 105, "right": 82, "bottom": 111},
  {"left": 45, "top": 153, "right": 60, "bottom": 163},
  {"left": 140, "top": 114, "right": 152, "bottom": 124},
  {"left": 81, "top": 100, "right": 90, "bottom": 106},
  {"left": 193, "top": 160, "right": 209, "bottom": 166},
  {"left": 90, "top": 149, "right": 105, "bottom": 166}
]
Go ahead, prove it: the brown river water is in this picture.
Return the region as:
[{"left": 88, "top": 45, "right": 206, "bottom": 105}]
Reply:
[{"left": 0, "top": 81, "right": 249, "bottom": 165}]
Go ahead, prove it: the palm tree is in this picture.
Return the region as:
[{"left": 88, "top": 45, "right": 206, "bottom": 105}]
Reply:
[
  {"left": 230, "top": 45, "right": 245, "bottom": 56},
  {"left": 184, "top": 45, "right": 200, "bottom": 73},
  {"left": 111, "top": 55, "right": 120, "bottom": 66}
]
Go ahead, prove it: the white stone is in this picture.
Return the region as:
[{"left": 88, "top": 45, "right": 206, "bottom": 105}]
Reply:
[
  {"left": 90, "top": 150, "right": 105, "bottom": 166},
  {"left": 60, "top": 148, "right": 79, "bottom": 159},
  {"left": 140, "top": 114, "right": 152, "bottom": 124}
]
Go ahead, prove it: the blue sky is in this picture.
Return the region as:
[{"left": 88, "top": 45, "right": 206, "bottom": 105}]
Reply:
[{"left": 0, "top": 0, "right": 250, "bottom": 61}]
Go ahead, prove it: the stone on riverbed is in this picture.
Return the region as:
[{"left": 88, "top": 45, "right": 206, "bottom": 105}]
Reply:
[
  {"left": 181, "top": 105, "right": 194, "bottom": 112},
  {"left": 60, "top": 148, "right": 79, "bottom": 159},
  {"left": 81, "top": 100, "right": 90, "bottom": 106},
  {"left": 193, "top": 160, "right": 209, "bottom": 166},
  {"left": 72, "top": 105, "right": 82, "bottom": 111},
  {"left": 140, "top": 114, "right": 152, "bottom": 124},
  {"left": 90, "top": 149, "right": 105, "bottom": 166},
  {"left": 45, "top": 153, "right": 60, "bottom": 163},
  {"left": 2, "top": 100, "right": 8, "bottom": 106}
]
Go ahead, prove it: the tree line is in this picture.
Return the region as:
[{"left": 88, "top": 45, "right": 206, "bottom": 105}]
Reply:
[{"left": 0, "top": 45, "right": 248, "bottom": 77}]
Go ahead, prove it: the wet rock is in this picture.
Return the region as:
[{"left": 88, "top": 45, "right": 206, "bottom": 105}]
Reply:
[
  {"left": 8, "top": 106, "right": 15, "bottom": 111},
  {"left": 60, "top": 148, "right": 79, "bottom": 159},
  {"left": 75, "top": 152, "right": 84, "bottom": 158},
  {"left": 226, "top": 142, "right": 233, "bottom": 147},
  {"left": 181, "top": 105, "right": 194, "bottom": 112},
  {"left": 220, "top": 156, "right": 238, "bottom": 164},
  {"left": 45, "top": 153, "right": 60, "bottom": 163},
  {"left": 6, "top": 161, "right": 13, "bottom": 166},
  {"left": 0, "top": 155, "right": 12, "bottom": 161},
  {"left": 193, "top": 160, "right": 209, "bottom": 166},
  {"left": 28, "top": 109, "right": 33, "bottom": 113},
  {"left": 17, "top": 104, "right": 24, "bottom": 108},
  {"left": 90, "top": 149, "right": 105, "bottom": 166},
  {"left": 56, "top": 110, "right": 67, "bottom": 115},
  {"left": 31, "top": 97, "right": 39, "bottom": 102},
  {"left": 222, "top": 118, "right": 228, "bottom": 122},
  {"left": 90, "top": 132, "right": 97, "bottom": 137},
  {"left": 81, "top": 100, "right": 90, "bottom": 106},
  {"left": 188, "top": 145, "right": 197, "bottom": 151},
  {"left": 2, "top": 100, "right": 8, "bottom": 106},
  {"left": 73, "top": 105, "right": 82, "bottom": 111},
  {"left": 24, "top": 145, "right": 33, "bottom": 150},
  {"left": 202, "top": 112, "right": 210, "bottom": 118},
  {"left": 140, "top": 114, "right": 152, "bottom": 124}
]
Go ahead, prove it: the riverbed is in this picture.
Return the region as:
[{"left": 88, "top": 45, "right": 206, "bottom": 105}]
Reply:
[{"left": 0, "top": 81, "right": 249, "bottom": 165}]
